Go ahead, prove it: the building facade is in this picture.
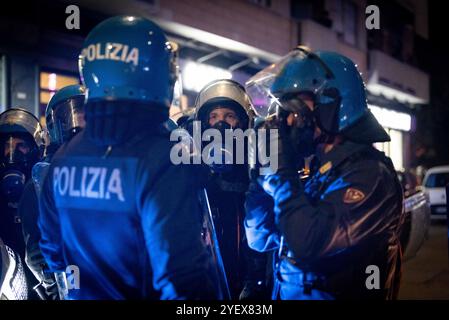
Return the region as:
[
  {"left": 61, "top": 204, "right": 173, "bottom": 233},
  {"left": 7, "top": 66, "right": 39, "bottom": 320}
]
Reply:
[{"left": 0, "top": 0, "right": 429, "bottom": 170}]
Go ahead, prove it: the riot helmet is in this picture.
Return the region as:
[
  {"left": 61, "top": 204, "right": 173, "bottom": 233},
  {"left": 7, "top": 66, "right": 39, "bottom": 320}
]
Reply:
[
  {"left": 46, "top": 84, "right": 86, "bottom": 146},
  {"left": 0, "top": 108, "right": 45, "bottom": 203}
]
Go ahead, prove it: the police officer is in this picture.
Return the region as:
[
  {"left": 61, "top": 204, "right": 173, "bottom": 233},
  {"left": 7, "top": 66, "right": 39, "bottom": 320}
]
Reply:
[
  {"left": 244, "top": 47, "right": 405, "bottom": 299},
  {"left": 195, "top": 79, "right": 270, "bottom": 300},
  {"left": 0, "top": 108, "right": 45, "bottom": 259},
  {"left": 38, "top": 16, "right": 221, "bottom": 299},
  {"left": 17, "top": 85, "right": 86, "bottom": 300}
]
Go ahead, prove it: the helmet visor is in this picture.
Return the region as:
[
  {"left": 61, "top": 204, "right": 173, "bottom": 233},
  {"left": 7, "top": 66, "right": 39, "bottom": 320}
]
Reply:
[
  {"left": 48, "top": 96, "right": 85, "bottom": 144},
  {"left": 0, "top": 134, "right": 37, "bottom": 165},
  {"left": 0, "top": 109, "right": 43, "bottom": 148},
  {"left": 245, "top": 48, "right": 334, "bottom": 118}
]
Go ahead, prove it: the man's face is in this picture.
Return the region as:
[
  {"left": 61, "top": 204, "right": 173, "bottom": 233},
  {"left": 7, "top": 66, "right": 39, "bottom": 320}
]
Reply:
[
  {"left": 3, "top": 136, "right": 31, "bottom": 157},
  {"left": 208, "top": 107, "right": 240, "bottom": 128}
]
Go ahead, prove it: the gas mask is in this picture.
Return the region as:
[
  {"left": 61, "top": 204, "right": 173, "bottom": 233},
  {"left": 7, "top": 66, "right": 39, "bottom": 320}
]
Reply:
[
  {"left": 211, "top": 120, "right": 233, "bottom": 134},
  {"left": 0, "top": 135, "right": 38, "bottom": 205},
  {"left": 0, "top": 169, "right": 26, "bottom": 205},
  {"left": 276, "top": 95, "right": 317, "bottom": 159},
  {"left": 0, "top": 108, "right": 45, "bottom": 205}
]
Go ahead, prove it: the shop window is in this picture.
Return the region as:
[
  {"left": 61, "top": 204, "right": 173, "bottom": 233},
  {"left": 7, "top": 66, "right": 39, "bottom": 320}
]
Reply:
[
  {"left": 389, "top": 129, "right": 403, "bottom": 171},
  {"left": 374, "top": 128, "right": 404, "bottom": 171}
]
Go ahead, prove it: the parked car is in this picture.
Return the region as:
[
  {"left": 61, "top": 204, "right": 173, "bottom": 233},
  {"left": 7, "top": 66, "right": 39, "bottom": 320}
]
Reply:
[
  {"left": 397, "top": 170, "right": 431, "bottom": 260},
  {"left": 422, "top": 165, "right": 449, "bottom": 219}
]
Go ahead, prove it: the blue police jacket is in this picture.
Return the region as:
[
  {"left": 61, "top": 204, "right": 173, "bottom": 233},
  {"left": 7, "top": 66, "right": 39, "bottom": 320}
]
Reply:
[{"left": 38, "top": 127, "right": 220, "bottom": 300}]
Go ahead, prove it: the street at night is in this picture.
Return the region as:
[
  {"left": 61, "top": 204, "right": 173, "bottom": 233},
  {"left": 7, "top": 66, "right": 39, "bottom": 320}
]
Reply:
[
  {"left": 0, "top": 0, "right": 448, "bottom": 313},
  {"left": 400, "top": 221, "right": 449, "bottom": 299}
]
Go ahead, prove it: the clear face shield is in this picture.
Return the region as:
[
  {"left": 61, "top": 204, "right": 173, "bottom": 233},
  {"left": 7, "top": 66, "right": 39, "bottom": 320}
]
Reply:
[
  {"left": 245, "top": 48, "right": 336, "bottom": 161},
  {"left": 167, "top": 41, "right": 182, "bottom": 109},
  {"left": 0, "top": 109, "right": 43, "bottom": 167},
  {"left": 245, "top": 47, "right": 334, "bottom": 119},
  {"left": 47, "top": 95, "right": 86, "bottom": 145}
]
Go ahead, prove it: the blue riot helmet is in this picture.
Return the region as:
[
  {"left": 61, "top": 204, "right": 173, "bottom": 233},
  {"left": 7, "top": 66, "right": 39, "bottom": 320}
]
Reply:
[
  {"left": 0, "top": 108, "right": 45, "bottom": 203},
  {"left": 311, "top": 50, "right": 365, "bottom": 132},
  {"left": 314, "top": 51, "right": 389, "bottom": 142},
  {"left": 46, "top": 85, "right": 86, "bottom": 146},
  {"left": 246, "top": 47, "right": 330, "bottom": 159},
  {"left": 79, "top": 15, "right": 178, "bottom": 109},
  {"left": 246, "top": 47, "right": 332, "bottom": 118},
  {"left": 78, "top": 16, "right": 179, "bottom": 145},
  {"left": 246, "top": 47, "right": 389, "bottom": 143}
]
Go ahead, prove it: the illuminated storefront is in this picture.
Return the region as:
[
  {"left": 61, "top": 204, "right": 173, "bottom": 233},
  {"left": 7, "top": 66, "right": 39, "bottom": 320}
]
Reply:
[
  {"left": 164, "top": 31, "right": 274, "bottom": 119},
  {"left": 368, "top": 104, "right": 414, "bottom": 171}
]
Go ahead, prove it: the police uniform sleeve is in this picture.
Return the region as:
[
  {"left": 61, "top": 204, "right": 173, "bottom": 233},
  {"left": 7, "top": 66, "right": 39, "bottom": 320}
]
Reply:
[
  {"left": 37, "top": 165, "right": 66, "bottom": 273},
  {"left": 244, "top": 180, "right": 280, "bottom": 252},
  {"left": 137, "top": 161, "right": 221, "bottom": 300},
  {"left": 272, "top": 159, "right": 401, "bottom": 261}
]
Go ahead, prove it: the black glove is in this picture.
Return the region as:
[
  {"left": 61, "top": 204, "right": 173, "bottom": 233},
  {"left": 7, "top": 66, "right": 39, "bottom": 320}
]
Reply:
[{"left": 253, "top": 109, "right": 302, "bottom": 197}]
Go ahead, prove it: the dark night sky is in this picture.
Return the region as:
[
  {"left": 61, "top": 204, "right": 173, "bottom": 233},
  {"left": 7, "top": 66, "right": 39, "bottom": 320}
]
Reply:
[
  {"left": 413, "top": 1, "right": 449, "bottom": 166},
  {"left": 429, "top": 1, "right": 446, "bottom": 47},
  {"left": 428, "top": 1, "right": 449, "bottom": 60}
]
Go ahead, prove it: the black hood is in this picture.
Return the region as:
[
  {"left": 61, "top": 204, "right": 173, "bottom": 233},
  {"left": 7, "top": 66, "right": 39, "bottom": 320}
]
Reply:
[{"left": 84, "top": 101, "right": 169, "bottom": 146}]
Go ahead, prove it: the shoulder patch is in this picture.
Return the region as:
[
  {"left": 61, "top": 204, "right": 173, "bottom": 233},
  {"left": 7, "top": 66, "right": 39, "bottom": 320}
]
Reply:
[
  {"left": 343, "top": 188, "right": 365, "bottom": 204},
  {"left": 319, "top": 161, "right": 332, "bottom": 174}
]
